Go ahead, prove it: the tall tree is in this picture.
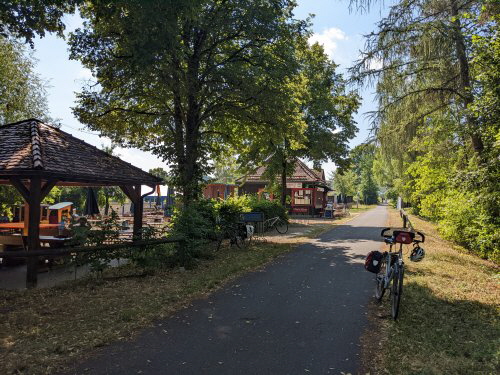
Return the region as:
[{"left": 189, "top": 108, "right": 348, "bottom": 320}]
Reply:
[
  {"left": 352, "top": 0, "right": 485, "bottom": 155},
  {"left": 299, "top": 42, "right": 359, "bottom": 169},
  {"left": 0, "top": 35, "right": 53, "bottom": 212},
  {"left": 332, "top": 169, "right": 356, "bottom": 208},
  {"left": 70, "top": 0, "right": 307, "bottom": 206},
  {"left": 241, "top": 39, "right": 359, "bottom": 205},
  {"left": 0, "top": 37, "right": 51, "bottom": 124},
  {"left": 355, "top": 0, "right": 500, "bottom": 260},
  {"left": 350, "top": 143, "right": 378, "bottom": 204}
]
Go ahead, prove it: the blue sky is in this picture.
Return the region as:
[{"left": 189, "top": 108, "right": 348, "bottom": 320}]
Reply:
[{"left": 30, "top": 0, "right": 390, "bottom": 178}]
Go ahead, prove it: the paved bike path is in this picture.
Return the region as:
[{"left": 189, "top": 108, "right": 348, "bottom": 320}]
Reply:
[{"left": 66, "top": 206, "right": 388, "bottom": 375}]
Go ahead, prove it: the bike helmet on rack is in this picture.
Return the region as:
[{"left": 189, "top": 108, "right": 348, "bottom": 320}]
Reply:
[{"left": 410, "top": 246, "right": 425, "bottom": 262}]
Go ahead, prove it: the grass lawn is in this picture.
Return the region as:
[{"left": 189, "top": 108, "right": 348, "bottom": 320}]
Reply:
[
  {"left": 0, "top": 241, "right": 294, "bottom": 375},
  {"left": 363, "top": 208, "right": 499, "bottom": 375},
  {"left": 349, "top": 204, "right": 377, "bottom": 213}
]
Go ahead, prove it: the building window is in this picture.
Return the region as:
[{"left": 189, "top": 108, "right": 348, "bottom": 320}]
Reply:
[{"left": 293, "top": 189, "right": 312, "bottom": 205}]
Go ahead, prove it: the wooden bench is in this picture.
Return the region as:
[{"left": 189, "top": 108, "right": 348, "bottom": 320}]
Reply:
[{"left": 0, "top": 234, "right": 26, "bottom": 249}]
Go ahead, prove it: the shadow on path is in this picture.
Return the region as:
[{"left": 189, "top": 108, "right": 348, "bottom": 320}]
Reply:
[{"left": 64, "top": 207, "right": 389, "bottom": 375}]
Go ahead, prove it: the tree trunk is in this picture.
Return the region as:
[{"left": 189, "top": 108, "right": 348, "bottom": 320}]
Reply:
[
  {"left": 281, "top": 157, "right": 287, "bottom": 207},
  {"left": 450, "top": 0, "right": 484, "bottom": 154},
  {"left": 180, "top": 43, "right": 203, "bottom": 208},
  {"left": 182, "top": 97, "right": 201, "bottom": 206}
]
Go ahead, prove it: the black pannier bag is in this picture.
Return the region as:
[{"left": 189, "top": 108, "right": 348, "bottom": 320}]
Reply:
[{"left": 365, "top": 251, "right": 383, "bottom": 273}]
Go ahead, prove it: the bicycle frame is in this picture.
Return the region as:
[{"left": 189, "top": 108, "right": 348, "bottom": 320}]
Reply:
[
  {"left": 378, "top": 228, "right": 425, "bottom": 288},
  {"left": 263, "top": 217, "right": 279, "bottom": 230},
  {"left": 378, "top": 243, "right": 404, "bottom": 289}
]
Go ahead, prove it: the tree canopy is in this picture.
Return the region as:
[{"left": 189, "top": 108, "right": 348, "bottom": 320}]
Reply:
[
  {"left": 354, "top": 0, "right": 499, "bottom": 261},
  {"left": 70, "top": 0, "right": 321, "bottom": 205},
  {"left": 237, "top": 37, "right": 359, "bottom": 204},
  {"left": 0, "top": 37, "right": 51, "bottom": 124},
  {"left": 0, "top": 0, "right": 79, "bottom": 46}
]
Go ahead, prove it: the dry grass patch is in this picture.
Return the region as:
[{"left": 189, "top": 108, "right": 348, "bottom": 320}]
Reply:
[
  {"left": 282, "top": 205, "right": 377, "bottom": 241},
  {"left": 0, "top": 241, "right": 292, "bottom": 375},
  {"left": 366, "top": 208, "right": 499, "bottom": 375}
]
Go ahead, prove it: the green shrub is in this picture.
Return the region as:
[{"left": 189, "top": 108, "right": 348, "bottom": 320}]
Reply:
[
  {"left": 248, "top": 197, "right": 288, "bottom": 221},
  {"left": 214, "top": 195, "right": 251, "bottom": 224},
  {"left": 438, "top": 191, "right": 499, "bottom": 262},
  {"left": 166, "top": 196, "right": 289, "bottom": 265},
  {"left": 169, "top": 199, "right": 218, "bottom": 267}
]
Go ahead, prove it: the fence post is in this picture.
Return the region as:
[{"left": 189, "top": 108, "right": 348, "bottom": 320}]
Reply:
[{"left": 400, "top": 209, "right": 408, "bottom": 229}]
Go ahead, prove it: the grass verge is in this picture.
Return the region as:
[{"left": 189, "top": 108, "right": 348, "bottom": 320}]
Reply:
[
  {"left": 0, "top": 241, "right": 293, "bottom": 375},
  {"left": 349, "top": 204, "right": 378, "bottom": 213},
  {"left": 363, "top": 208, "right": 499, "bottom": 375}
]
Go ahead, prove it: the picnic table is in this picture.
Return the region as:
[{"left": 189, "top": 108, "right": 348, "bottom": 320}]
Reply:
[{"left": 0, "top": 223, "right": 60, "bottom": 230}]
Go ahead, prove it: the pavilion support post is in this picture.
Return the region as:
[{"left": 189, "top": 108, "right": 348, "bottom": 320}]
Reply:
[
  {"left": 120, "top": 185, "right": 143, "bottom": 241},
  {"left": 133, "top": 185, "right": 143, "bottom": 240},
  {"left": 26, "top": 177, "right": 42, "bottom": 289}
]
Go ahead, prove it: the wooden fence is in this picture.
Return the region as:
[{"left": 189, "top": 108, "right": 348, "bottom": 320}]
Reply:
[
  {"left": 400, "top": 209, "right": 415, "bottom": 230},
  {"left": 0, "top": 238, "right": 185, "bottom": 288}
]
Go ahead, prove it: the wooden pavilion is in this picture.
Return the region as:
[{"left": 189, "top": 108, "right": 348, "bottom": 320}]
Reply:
[{"left": 0, "top": 119, "right": 162, "bottom": 287}]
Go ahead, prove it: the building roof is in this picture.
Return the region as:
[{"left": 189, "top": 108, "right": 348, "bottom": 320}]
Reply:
[
  {"left": 48, "top": 202, "right": 73, "bottom": 210},
  {"left": 236, "top": 158, "right": 328, "bottom": 186},
  {"left": 0, "top": 119, "right": 161, "bottom": 186}
]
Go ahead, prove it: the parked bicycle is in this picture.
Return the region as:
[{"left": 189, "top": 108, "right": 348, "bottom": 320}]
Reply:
[
  {"left": 365, "top": 228, "right": 425, "bottom": 319},
  {"left": 215, "top": 221, "right": 254, "bottom": 251},
  {"left": 263, "top": 216, "right": 288, "bottom": 234}
]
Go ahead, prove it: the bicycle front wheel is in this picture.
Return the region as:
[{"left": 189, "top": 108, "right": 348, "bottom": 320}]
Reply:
[
  {"left": 275, "top": 219, "right": 288, "bottom": 234},
  {"left": 235, "top": 232, "right": 252, "bottom": 249},
  {"left": 391, "top": 263, "right": 404, "bottom": 319}
]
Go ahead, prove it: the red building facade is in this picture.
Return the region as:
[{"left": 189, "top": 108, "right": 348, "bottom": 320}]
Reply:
[{"left": 236, "top": 159, "right": 331, "bottom": 216}]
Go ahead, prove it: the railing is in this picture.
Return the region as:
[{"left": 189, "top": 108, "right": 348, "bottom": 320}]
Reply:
[
  {"left": 0, "top": 237, "right": 184, "bottom": 258},
  {"left": 400, "top": 209, "right": 415, "bottom": 230},
  {"left": 0, "top": 237, "right": 185, "bottom": 288}
]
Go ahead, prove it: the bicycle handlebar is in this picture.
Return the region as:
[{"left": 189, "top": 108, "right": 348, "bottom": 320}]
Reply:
[
  {"left": 381, "top": 228, "right": 391, "bottom": 237},
  {"left": 415, "top": 231, "right": 425, "bottom": 243},
  {"left": 380, "top": 228, "right": 425, "bottom": 243}
]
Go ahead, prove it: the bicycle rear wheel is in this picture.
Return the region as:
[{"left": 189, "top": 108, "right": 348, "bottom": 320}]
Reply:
[
  {"left": 232, "top": 234, "right": 244, "bottom": 248},
  {"left": 375, "top": 258, "right": 387, "bottom": 301},
  {"left": 275, "top": 219, "right": 288, "bottom": 234},
  {"left": 391, "top": 263, "right": 404, "bottom": 319}
]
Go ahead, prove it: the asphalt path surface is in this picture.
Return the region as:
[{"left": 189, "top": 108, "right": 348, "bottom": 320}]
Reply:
[{"left": 66, "top": 205, "right": 388, "bottom": 375}]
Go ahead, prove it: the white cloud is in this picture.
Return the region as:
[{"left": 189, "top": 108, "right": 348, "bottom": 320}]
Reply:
[{"left": 308, "top": 27, "right": 348, "bottom": 60}]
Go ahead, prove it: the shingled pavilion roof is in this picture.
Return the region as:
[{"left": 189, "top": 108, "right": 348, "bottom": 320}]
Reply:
[
  {"left": 0, "top": 119, "right": 161, "bottom": 187},
  {"left": 236, "top": 158, "right": 328, "bottom": 187}
]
